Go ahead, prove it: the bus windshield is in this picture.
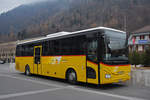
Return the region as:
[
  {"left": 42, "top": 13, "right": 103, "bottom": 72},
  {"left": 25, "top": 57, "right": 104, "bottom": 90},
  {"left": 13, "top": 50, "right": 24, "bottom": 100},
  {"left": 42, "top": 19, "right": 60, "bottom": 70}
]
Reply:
[{"left": 102, "top": 30, "right": 128, "bottom": 64}]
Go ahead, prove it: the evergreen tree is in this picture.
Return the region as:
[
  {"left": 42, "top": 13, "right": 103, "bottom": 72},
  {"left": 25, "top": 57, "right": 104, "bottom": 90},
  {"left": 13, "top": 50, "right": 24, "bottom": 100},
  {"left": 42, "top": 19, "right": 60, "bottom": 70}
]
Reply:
[{"left": 143, "top": 48, "right": 150, "bottom": 67}]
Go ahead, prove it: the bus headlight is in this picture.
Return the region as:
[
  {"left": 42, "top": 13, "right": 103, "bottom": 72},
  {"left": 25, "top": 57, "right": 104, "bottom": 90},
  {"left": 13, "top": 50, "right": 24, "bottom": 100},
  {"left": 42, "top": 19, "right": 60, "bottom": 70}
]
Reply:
[{"left": 105, "top": 74, "right": 111, "bottom": 79}]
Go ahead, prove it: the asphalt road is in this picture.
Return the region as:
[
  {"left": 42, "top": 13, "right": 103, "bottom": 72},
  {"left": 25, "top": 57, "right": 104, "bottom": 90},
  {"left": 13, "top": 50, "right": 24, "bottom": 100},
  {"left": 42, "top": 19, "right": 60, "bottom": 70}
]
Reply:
[{"left": 0, "top": 63, "right": 150, "bottom": 100}]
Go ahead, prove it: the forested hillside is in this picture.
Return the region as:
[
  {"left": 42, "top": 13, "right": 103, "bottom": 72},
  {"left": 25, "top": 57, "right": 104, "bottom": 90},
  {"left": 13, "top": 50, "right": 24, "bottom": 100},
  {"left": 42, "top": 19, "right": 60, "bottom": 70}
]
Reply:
[{"left": 0, "top": 0, "right": 150, "bottom": 42}]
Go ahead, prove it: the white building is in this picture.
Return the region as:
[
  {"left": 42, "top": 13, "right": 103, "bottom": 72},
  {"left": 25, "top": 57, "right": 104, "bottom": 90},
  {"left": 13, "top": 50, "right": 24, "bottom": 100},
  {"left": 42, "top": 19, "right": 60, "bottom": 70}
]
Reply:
[
  {"left": 128, "top": 25, "right": 150, "bottom": 52},
  {"left": 0, "top": 41, "right": 16, "bottom": 63},
  {"left": 0, "top": 37, "right": 41, "bottom": 63}
]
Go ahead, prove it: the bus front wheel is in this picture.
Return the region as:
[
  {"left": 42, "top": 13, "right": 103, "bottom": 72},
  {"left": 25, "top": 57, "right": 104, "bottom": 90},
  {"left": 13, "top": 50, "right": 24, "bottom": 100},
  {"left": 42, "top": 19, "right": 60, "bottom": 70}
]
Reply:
[
  {"left": 67, "top": 69, "right": 77, "bottom": 84},
  {"left": 25, "top": 65, "right": 31, "bottom": 76}
]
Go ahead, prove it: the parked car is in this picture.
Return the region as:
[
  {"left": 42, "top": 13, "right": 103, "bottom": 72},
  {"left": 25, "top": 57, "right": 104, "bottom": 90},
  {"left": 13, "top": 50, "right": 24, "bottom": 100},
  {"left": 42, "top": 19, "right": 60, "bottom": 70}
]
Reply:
[{"left": 0, "top": 60, "right": 5, "bottom": 64}]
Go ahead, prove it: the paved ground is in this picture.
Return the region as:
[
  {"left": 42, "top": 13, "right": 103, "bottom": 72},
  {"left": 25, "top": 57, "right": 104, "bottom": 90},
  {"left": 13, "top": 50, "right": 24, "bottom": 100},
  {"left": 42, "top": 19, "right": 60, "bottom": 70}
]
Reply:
[{"left": 0, "top": 63, "right": 150, "bottom": 100}]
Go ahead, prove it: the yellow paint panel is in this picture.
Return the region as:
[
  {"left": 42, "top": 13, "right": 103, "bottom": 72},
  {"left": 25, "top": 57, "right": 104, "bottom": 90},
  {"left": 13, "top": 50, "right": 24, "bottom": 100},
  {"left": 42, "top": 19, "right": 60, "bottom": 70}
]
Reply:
[
  {"left": 15, "top": 57, "right": 34, "bottom": 73},
  {"left": 16, "top": 55, "right": 87, "bottom": 83},
  {"left": 41, "top": 55, "right": 87, "bottom": 82},
  {"left": 87, "top": 61, "right": 99, "bottom": 84},
  {"left": 16, "top": 55, "right": 131, "bottom": 85},
  {"left": 100, "top": 63, "right": 131, "bottom": 84}
]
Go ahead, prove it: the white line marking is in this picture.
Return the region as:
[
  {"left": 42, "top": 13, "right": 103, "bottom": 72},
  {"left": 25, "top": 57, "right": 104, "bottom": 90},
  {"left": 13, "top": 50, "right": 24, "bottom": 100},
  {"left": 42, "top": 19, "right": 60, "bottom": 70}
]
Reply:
[
  {"left": 0, "top": 87, "right": 66, "bottom": 99},
  {"left": 0, "top": 74, "right": 147, "bottom": 100},
  {"left": 0, "top": 74, "right": 64, "bottom": 88},
  {"left": 68, "top": 86, "right": 147, "bottom": 100}
]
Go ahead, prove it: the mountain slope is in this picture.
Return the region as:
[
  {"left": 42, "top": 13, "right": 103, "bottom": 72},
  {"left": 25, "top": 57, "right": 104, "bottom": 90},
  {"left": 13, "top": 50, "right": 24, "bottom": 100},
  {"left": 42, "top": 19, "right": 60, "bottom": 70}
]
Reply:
[
  {"left": 0, "top": 0, "right": 68, "bottom": 34},
  {"left": 0, "top": 0, "right": 150, "bottom": 42},
  {"left": 25, "top": 0, "right": 150, "bottom": 36}
]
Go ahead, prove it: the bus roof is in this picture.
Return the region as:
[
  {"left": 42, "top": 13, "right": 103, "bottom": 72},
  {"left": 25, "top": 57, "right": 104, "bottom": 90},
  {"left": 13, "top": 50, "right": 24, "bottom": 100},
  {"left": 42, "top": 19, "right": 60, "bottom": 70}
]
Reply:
[{"left": 17, "top": 27, "right": 125, "bottom": 45}]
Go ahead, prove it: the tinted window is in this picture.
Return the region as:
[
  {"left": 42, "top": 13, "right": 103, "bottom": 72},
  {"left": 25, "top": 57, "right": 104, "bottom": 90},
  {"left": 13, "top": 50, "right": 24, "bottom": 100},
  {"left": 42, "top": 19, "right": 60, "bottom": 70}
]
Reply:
[
  {"left": 16, "top": 45, "right": 21, "bottom": 56},
  {"left": 87, "top": 33, "right": 98, "bottom": 62},
  {"left": 16, "top": 44, "right": 34, "bottom": 57},
  {"left": 42, "top": 35, "right": 86, "bottom": 56},
  {"left": 34, "top": 47, "right": 41, "bottom": 64},
  {"left": 42, "top": 41, "right": 49, "bottom": 56}
]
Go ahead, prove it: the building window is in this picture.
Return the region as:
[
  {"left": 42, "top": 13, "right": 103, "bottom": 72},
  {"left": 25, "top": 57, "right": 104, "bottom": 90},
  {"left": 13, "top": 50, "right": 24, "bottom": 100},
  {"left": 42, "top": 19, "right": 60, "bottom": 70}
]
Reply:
[
  {"left": 143, "top": 35, "right": 145, "bottom": 39},
  {"left": 140, "top": 35, "right": 145, "bottom": 40}
]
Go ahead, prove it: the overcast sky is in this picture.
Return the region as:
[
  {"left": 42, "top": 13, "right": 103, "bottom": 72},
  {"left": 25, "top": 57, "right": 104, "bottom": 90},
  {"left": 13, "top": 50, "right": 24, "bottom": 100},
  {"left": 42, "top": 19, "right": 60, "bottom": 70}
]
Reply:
[{"left": 0, "top": 0, "right": 49, "bottom": 14}]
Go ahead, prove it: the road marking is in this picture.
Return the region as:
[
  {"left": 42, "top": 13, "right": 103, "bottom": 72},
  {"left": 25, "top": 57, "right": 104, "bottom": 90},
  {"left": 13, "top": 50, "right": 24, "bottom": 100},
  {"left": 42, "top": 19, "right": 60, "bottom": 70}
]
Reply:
[
  {"left": 0, "top": 74, "right": 147, "bottom": 100},
  {"left": 0, "top": 87, "right": 66, "bottom": 99},
  {"left": 0, "top": 74, "right": 64, "bottom": 88},
  {"left": 68, "top": 86, "right": 147, "bottom": 100}
]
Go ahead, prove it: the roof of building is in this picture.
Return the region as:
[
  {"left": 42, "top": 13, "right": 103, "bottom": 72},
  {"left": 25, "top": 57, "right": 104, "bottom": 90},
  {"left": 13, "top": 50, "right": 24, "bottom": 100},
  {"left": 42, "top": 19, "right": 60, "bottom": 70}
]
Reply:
[
  {"left": 0, "top": 41, "right": 16, "bottom": 46},
  {"left": 133, "top": 25, "right": 150, "bottom": 34}
]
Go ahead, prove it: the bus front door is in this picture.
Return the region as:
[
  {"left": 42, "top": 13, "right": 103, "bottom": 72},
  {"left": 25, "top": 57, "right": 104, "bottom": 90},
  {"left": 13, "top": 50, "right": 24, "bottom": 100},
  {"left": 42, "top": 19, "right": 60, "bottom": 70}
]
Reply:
[{"left": 34, "top": 46, "right": 42, "bottom": 75}]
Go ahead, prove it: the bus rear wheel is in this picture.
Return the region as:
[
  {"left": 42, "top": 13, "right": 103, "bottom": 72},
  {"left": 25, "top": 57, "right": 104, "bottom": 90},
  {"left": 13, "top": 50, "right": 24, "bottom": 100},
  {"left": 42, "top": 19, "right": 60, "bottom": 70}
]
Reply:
[
  {"left": 25, "top": 66, "right": 31, "bottom": 76},
  {"left": 67, "top": 69, "right": 77, "bottom": 84}
]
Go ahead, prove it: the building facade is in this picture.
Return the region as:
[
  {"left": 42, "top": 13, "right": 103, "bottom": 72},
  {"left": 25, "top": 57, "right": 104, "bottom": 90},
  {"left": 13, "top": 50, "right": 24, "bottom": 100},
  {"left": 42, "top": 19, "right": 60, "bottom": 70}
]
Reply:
[
  {"left": 0, "top": 41, "right": 16, "bottom": 63},
  {"left": 128, "top": 25, "right": 150, "bottom": 52},
  {"left": 0, "top": 37, "right": 42, "bottom": 63}
]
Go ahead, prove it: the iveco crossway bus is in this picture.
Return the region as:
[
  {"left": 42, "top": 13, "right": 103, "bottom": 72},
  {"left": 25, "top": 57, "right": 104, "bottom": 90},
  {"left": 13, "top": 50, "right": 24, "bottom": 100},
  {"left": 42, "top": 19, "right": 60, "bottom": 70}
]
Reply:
[{"left": 15, "top": 27, "right": 131, "bottom": 84}]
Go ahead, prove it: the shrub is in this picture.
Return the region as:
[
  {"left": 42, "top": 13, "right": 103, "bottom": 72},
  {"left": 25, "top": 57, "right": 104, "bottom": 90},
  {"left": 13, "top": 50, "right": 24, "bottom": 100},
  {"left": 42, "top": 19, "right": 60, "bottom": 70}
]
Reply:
[
  {"left": 143, "top": 48, "right": 150, "bottom": 67},
  {"left": 140, "top": 52, "right": 145, "bottom": 65},
  {"left": 129, "top": 48, "right": 150, "bottom": 67},
  {"left": 129, "top": 51, "right": 141, "bottom": 65}
]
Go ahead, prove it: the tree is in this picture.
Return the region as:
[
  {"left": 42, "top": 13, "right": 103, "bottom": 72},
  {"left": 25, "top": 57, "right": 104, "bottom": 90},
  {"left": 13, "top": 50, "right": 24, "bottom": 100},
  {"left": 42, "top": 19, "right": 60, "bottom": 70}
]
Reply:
[
  {"left": 143, "top": 48, "right": 150, "bottom": 67},
  {"left": 9, "top": 26, "right": 16, "bottom": 41},
  {"left": 129, "top": 51, "right": 141, "bottom": 66}
]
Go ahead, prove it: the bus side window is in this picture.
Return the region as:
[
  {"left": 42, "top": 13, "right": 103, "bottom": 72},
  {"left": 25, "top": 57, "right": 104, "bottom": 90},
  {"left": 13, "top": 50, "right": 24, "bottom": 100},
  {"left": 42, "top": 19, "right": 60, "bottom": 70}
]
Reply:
[
  {"left": 98, "top": 35, "right": 106, "bottom": 61},
  {"left": 16, "top": 45, "right": 21, "bottom": 56},
  {"left": 73, "top": 36, "right": 86, "bottom": 55},
  {"left": 20, "top": 45, "right": 24, "bottom": 56},
  {"left": 87, "top": 34, "right": 98, "bottom": 63},
  {"left": 42, "top": 41, "right": 49, "bottom": 56},
  {"left": 49, "top": 41, "right": 55, "bottom": 56}
]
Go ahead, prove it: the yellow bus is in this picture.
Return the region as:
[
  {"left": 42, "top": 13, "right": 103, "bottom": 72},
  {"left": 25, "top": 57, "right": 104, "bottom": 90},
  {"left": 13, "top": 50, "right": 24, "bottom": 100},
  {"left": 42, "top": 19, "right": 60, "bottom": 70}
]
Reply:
[{"left": 15, "top": 27, "right": 131, "bottom": 84}]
